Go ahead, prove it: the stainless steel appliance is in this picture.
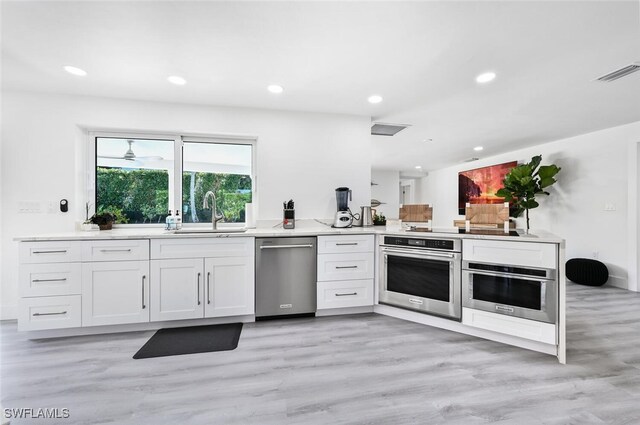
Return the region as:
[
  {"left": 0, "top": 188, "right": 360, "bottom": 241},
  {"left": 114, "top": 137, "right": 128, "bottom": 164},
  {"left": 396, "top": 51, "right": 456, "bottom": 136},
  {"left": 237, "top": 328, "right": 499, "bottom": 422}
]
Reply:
[
  {"left": 333, "top": 211, "right": 353, "bottom": 228},
  {"left": 255, "top": 237, "right": 317, "bottom": 318},
  {"left": 379, "top": 235, "right": 462, "bottom": 320},
  {"left": 360, "top": 206, "right": 373, "bottom": 227},
  {"left": 462, "top": 261, "right": 557, "bottom": 323}
]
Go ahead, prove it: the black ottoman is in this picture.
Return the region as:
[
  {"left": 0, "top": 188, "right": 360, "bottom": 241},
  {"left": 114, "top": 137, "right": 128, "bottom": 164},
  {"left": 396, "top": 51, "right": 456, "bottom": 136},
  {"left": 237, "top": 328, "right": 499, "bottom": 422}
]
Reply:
[{"left": 565, "top": 258, "right": 609, "bottom": 286}]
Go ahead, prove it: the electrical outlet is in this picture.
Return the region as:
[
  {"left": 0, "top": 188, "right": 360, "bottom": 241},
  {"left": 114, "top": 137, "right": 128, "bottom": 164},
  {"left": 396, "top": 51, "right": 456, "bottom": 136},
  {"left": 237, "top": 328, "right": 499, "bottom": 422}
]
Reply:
[
  {"left": 604, "top": 203, "right": 616, "bottom": 211},
  {"left": 592, "top": 251, "right": 599, "bottom": 259}
]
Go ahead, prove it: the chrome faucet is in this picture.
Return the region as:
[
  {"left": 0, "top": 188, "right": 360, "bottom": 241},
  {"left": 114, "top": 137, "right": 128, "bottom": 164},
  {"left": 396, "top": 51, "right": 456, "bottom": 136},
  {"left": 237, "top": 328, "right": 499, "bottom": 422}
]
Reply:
[{"left": 203, "top": 191, "right": 224, "bottom": 229}]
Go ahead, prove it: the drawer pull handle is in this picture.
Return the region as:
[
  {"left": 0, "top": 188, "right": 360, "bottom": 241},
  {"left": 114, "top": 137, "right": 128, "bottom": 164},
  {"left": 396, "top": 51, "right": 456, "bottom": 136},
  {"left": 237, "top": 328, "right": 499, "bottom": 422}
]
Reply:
[
  {"left": 33, "top": 311, "right": 67, "bottom": 316},
  {"left": 142, "top": 275, "right": 146, "bottom": 309},
  {"left": 32, "top": 250, "right": 67, "bottom": 254},
  {"left": 32, "top": 278, "right": 67, "bottom": 283},
  {"left": 99, "top": 249, "right": 132, "bottom": 253},
  {"left": 335, "top": 265, "right": 358, "bottom": 269},
  {"left": 335, "top": 292, "right": 358, "bottom": 297},
  {"left": 336, "top": 243, "right": 358, "bottom": 246}
]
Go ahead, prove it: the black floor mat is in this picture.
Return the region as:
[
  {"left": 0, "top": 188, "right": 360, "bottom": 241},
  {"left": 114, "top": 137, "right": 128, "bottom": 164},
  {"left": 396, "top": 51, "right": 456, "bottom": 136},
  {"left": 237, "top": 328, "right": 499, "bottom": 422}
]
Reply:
[{"left": 133, "top": 323, "right": 243, "bottom": 359}]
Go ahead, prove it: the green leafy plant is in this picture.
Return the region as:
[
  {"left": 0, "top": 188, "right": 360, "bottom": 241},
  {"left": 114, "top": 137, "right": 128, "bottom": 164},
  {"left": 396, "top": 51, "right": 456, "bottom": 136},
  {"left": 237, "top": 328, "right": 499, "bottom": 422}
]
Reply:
[
  {"left": 87, "top": 207, "right": 129, "bottom": 229},
  {"left": 496, "top": 155, "right": 561, "bottom": 232},
  {"left": 373, "top": 213, "right": 387, "bottom": 226}
]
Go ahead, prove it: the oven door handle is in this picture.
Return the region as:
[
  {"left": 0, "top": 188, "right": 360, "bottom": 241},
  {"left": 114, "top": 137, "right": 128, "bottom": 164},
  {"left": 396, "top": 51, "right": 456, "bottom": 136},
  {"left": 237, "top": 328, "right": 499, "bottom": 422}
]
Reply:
[
  {"left": 464, "top": 268, "right": 554, "bottom": 282},
  {"left": 381, "top": 247, "right": 456, "bottom": 259}
]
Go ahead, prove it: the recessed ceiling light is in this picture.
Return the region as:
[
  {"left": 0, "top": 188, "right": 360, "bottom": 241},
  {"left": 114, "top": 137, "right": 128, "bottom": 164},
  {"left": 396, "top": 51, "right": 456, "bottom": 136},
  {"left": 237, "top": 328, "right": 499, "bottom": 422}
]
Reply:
[
  {"left": 476, "top": 72, "right": 496, "bottom": 83},
  {"left": 167, "top": 76, "right": 186, "bottom": 85},
  {"left": 267, "top": 84, "right": 284, "bottom": 94},
  {"left": 368, "top": 95, "right": 383, "bottom": 104},
  {"left": 64, "top": 66, "right": 87, "bottom": 76},
  {"left": 423, "top": 138, "right": 433, "bottom": 143},
  {"left": 474, "top": 146, "right": 484, "bottom": 151},
  {"left": 415, "top": 166, "right": 422, "bottom": 169}
]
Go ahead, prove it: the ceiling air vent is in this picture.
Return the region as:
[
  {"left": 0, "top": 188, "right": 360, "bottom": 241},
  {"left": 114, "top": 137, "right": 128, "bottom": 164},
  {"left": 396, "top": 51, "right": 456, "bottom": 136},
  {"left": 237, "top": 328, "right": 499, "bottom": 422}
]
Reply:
[
  {"left": 464, "top": 157, "right": 480, "bottom": 163},
  {"left": 596, "top": 63, "right": 640, "bottom": 82},
  {"left": 371, "top": 122, "right": 411, "bottom": 136}
]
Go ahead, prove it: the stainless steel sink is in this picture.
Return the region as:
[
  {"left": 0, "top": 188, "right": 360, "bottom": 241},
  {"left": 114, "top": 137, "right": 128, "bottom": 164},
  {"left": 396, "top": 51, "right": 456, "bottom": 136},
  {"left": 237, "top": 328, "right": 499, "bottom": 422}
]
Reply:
[{"left": 172, "top": 228, "right": 247, "bottom": 234}]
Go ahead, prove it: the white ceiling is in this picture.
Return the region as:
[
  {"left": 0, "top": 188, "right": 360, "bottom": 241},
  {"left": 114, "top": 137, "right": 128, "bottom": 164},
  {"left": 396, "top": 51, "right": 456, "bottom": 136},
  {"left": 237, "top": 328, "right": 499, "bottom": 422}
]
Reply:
[{"left": 2, "top": 1, "right": 640, "bottom": 173}]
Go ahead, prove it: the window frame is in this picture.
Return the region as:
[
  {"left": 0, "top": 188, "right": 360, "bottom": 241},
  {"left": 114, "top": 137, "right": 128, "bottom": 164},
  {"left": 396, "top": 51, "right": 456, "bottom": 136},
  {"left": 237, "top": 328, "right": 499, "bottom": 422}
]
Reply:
[{"left": 87, "top": 130, "right": 257, "bottom": 228}]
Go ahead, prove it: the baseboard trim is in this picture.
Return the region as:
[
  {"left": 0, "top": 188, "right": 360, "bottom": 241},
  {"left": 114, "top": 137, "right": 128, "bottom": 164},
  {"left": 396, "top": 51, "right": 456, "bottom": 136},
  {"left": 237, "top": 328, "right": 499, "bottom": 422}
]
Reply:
[
  {"left": 1, "top": 304, "right": 17, "bottom": 321},
  {"left": 22, "top": 315, "right": 256, "bottom": 339},
  {"left": 606, "top": 275, "right": 627, "bottom": 290}
]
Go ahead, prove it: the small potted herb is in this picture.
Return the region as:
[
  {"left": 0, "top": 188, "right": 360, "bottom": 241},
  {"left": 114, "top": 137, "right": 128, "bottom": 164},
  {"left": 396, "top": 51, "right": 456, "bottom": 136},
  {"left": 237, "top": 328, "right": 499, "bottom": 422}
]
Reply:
[
  {"left": 373, "top": 213, "right": 387, "bottom": 226},
  {"left": 87, "top": 208, "right": 128, "bottom": 230}
]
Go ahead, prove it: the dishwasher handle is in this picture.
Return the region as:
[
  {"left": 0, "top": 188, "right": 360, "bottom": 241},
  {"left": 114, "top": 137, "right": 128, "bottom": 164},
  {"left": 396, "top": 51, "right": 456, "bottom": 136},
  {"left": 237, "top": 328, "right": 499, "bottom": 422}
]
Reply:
[{"left": 259, "top": 244, "right": 314, "bottom": 250}]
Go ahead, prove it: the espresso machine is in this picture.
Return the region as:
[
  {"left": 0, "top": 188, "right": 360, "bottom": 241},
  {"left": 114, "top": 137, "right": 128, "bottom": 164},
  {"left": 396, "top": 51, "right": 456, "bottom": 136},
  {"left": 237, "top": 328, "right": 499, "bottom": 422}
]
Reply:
[{"left": 333, "top": 187, "right": 359, "bottom": 228}]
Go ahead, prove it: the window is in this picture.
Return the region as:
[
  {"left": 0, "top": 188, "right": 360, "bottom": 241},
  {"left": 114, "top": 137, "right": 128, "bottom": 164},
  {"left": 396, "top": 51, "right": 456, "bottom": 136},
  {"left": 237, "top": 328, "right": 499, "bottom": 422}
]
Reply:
[{"left": 92, "top": 134, "right": 254, "bottom": 226}]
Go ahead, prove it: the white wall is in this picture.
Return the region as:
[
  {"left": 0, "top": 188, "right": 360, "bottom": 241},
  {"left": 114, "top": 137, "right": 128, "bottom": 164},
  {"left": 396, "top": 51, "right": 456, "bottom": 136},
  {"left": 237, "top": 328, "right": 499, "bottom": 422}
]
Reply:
[
  {"left": 371, "top": 169, "right": 400, "bottom": 219},
  {"left": 0, "top": 91, "right": 371, "bottom": 319},
  {"left": 419, "top": 120, "right": 640, "bottom": 290}
]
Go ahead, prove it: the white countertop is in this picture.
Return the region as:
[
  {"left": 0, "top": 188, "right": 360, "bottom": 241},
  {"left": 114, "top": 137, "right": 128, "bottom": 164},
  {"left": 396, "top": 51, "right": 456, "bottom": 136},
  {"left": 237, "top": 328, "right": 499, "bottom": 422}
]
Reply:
[{"left": 14, "top": 220, "right": 564, "bottom": 244}]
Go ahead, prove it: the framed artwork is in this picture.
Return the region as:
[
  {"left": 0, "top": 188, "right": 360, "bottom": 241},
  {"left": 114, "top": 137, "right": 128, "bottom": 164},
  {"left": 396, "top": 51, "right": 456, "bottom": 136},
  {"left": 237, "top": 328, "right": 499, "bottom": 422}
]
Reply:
[{"left": 458, "top": 161, "right": 517, "bottom": 215}]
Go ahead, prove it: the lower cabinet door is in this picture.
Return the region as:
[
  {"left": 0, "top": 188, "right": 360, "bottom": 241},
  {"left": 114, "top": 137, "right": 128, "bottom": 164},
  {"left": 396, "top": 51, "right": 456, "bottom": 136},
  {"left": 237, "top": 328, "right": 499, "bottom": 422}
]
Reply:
[
  {"left": 204, "top": 256, "right": 255, "bottom": 317},
  {"left": 150, "top": 259, "right": 204, "bottom": 321},
  {"left": 82, "top": 261, "right": 150, "bottom": 326}
]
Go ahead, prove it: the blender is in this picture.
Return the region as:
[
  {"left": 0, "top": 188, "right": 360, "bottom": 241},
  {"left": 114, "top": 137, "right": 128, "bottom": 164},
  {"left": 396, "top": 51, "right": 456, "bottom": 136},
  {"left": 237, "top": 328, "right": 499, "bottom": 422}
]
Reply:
[{"left": 333, "top": 187, "right": 359, "bottom": 228}]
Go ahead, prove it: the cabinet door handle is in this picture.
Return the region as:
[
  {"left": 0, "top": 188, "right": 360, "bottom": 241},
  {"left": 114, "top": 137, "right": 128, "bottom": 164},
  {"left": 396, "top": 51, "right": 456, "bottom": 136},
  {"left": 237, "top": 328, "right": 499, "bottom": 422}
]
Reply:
[
  {"left": 335, "top": 265, "right": 358, "bottom": 269},
  {"left": 197, "top": 273, "right": 201, "bottom": 305},
  {"left": 335, "top": 292, "right": 358, "bottom": 297},
  {"left": 32, "top": 250, "right": 67, "bottom": 254},
  {"left": 100, "top": 249, "right": 132, "bottom": 253},
  {"left": 207, "top": 272, "right": 211, "bottom": 305},
  {"left": 336, "top": 242, "right": 358, "bottom": 246},
  {"left": 33, "top": 311, "right": 67, "bottom": 316},
  {"left": 142, "top": 275, "right": 146, "bottom": 309},
  {"left": 32, "top": 278, "right": 67, "bottom": 283}
]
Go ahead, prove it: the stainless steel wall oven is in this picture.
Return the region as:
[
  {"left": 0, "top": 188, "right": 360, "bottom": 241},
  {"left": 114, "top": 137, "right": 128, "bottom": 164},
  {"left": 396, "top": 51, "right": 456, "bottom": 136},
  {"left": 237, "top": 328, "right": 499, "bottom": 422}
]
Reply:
[
  {"left": 462, "top": 261, "right": 557, "bottom": 323},
  {"left": 379, "top": 236, "right": 462, "bottom": 321}
]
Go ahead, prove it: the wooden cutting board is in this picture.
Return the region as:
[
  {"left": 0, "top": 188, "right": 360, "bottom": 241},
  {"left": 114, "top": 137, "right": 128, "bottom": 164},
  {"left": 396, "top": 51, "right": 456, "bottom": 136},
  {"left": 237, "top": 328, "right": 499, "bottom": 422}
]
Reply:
[{"left": 399, "top": 204, "right": 433, "bottom": 222}]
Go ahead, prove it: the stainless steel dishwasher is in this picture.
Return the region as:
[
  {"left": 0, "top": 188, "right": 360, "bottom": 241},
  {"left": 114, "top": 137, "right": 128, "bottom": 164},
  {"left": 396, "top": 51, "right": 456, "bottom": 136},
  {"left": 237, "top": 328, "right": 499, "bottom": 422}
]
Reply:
[{"left": 255, "top": 237, "right": 317, "bottom": 319}]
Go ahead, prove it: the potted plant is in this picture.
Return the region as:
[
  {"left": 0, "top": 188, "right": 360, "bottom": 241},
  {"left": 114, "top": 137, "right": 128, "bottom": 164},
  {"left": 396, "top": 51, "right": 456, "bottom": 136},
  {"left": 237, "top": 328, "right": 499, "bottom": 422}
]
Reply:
[
  {"left": 87, "top": 208, "right": 128, "bottom": 230},
  {"left": 496, "top": 155, "right": 561, "bottom": 233},
  {"left": 373, "top": 212, "right": 387, "bottom": 226}
]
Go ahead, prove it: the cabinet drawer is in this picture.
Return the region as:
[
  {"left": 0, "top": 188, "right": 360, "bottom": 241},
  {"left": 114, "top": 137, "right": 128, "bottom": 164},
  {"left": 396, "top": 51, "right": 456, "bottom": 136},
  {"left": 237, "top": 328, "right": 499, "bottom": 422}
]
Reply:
[
  {"left": 317, "top": 279, "right": 374, "bottom": 309},
  {"left": 20, "top": 241, "right": 82, "bottom": 264},
  {"left": 82, "top": 239, "right": 149, "bottom": 262},
  {"left": 317, "top": 235, "right": 374, "bottom": 254},
  {"left": 463, "top": 239, "right": 556, "bottom": 269},
  {"left": 18, "top": 295, "right": 82, "bottom": 331},
  {"left": 151, "top": 237, "right": 254, "bottom": 259},
  {"left": 20, "top": 263, "right": 82, "bottom": 297},
  {"left": 462, "top": 307, "right": 556, "bottom": 345},
  {"left": 317, "top": 252, "right": 374, "bottom": 282}
]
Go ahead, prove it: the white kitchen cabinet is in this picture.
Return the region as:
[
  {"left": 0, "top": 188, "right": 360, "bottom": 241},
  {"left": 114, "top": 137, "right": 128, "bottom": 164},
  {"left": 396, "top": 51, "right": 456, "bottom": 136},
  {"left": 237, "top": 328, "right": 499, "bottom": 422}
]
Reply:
[
  {"left": 18, "top": 295, "right": 82, "bottom": 331},
  {"left": 463, "top": 239, "right": 556, "bottom": 269},
  {"left": 316, "top": 235, "right": 375, "bottom": 310},
  {"left": 462, "top": 307, "right": 557, "bottom": 345},
  {"left": 20, "top": 262, "right": 82, "bottom": 297},
  {"left": 82, "top": 261, "right": 150, "bottom": 326},
  {"left": 317, "top": 279, "right": 374, "bottom": 309},
  {"left": 82, "top": 239, "right": 149, "bottom": 262},
  {"left": 204, "top": 256, "right": 254, "bottom": 317},
  {"left": 150, "top": 237, "right": 255, "bottom": 321},
  {"left": 150, "top": 258, "right": 204, "bottom": 321}
]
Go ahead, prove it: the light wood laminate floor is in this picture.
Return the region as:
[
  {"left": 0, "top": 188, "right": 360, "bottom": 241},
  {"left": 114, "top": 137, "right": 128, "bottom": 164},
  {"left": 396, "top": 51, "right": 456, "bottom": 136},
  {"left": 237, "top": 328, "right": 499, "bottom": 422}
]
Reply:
[{"left": 2, "top": 283, "right": 640, "bottom": 425}]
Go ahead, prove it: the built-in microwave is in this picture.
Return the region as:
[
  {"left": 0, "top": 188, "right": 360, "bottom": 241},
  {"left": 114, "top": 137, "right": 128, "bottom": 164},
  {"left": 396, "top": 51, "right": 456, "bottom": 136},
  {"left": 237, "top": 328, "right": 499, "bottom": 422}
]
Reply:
[{"left": 462, "top": 261, "right": 557, "bottom": 324}]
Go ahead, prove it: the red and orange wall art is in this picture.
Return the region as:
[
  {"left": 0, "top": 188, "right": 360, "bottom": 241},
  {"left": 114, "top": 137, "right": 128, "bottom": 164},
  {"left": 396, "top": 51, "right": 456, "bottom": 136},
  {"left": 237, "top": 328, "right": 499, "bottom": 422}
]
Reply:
[{"left": 458, "top": 161, "right": 517, "bottom": 215}]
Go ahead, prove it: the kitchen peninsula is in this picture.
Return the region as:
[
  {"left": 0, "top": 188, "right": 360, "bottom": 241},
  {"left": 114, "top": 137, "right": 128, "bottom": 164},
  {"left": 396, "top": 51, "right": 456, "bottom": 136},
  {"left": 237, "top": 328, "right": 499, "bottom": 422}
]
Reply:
[{"left": 15, "top": 222, "right": 566, "bottom": 363}]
